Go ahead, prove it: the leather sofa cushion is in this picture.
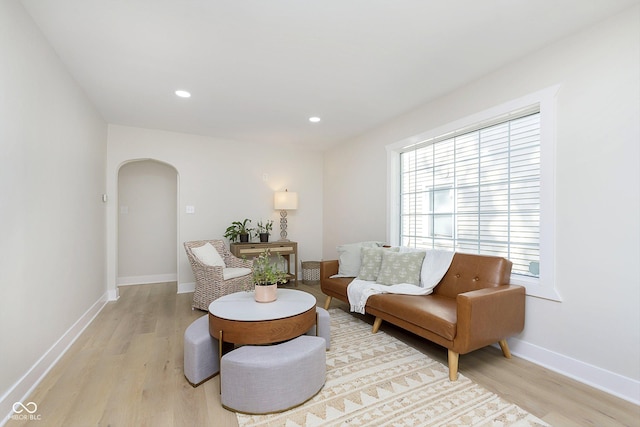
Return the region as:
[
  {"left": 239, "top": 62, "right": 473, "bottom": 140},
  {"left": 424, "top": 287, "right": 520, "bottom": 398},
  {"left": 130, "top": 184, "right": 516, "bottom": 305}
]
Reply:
[{"left": 366, "top": 293, "right": 457, "bottom": 340}]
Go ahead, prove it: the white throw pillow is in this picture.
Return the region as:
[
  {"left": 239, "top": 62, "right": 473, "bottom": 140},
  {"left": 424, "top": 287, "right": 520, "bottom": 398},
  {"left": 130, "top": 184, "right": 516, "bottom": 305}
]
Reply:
[
  {"left": 223, "top": 267, "right": 252, "bottom": 280},
  {"left": 191, "top": 243, "right": 225, "bottom": 267}
]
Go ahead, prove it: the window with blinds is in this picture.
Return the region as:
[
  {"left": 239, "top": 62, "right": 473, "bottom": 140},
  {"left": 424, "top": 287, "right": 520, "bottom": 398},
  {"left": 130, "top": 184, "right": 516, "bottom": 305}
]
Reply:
[{"left": 400, "top": 111, "right": 540, "bottom": 278}]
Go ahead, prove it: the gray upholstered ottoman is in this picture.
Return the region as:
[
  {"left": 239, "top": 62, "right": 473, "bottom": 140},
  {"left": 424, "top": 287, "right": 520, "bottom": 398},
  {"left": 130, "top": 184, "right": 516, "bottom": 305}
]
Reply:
[
  {"left": 306, "top": 306, "right": 331, "bottom": 349},
  {"left": 221, "top": 335, "right": 326, "bottom": 414},
  {"left": 184, "top": 315, "right": 219, "bottom": 386}
]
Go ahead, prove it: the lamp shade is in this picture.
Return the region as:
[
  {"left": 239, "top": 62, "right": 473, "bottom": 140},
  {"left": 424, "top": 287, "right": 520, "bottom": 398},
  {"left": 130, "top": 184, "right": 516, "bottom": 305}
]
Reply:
[{"left": 274, "top": 191, "right": 298, "bottom": 210}]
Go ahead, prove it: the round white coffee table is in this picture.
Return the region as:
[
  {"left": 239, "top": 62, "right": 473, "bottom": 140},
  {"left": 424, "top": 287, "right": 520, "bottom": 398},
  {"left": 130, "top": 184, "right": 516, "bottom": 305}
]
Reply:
[{"left": 208, "top": 289, "right": 317, "bottom": 347}]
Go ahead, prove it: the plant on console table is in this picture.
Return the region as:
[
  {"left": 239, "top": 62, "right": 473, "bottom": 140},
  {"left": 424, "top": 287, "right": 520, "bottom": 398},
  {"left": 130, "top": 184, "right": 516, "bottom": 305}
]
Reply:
[
  {"left": 255, "top": 220, "right": 274, "bottom": 243},
  {"left": 223, "top": 218, "right": 253, "bottom": 243},
  {"left": 252, "top": 249, "right": 287, "bottom": 303}
]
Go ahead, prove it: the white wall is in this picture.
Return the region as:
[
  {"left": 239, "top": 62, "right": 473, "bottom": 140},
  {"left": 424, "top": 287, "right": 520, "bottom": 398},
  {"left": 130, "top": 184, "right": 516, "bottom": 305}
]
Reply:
[
  {"left": 0, "top": 0, "right": 107, "bottom": 418},
  {"left": 118, "top": 160, "right": 177, "bottom": 284},
  {"left": 107, "top": 125, "right": 323, "bottom": 297},
  {"left": 323, "top": 6, "right": 640, "bottom": 402}
]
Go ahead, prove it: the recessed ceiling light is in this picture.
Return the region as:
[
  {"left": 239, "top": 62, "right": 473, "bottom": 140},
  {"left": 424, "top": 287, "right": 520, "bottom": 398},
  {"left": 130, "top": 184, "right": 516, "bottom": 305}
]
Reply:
[
  {"left": 175, "top": 90, "right": 191, "bottom": 98},
  {"left": 309, "top": 116, "right": 321, "bottom": 123}
]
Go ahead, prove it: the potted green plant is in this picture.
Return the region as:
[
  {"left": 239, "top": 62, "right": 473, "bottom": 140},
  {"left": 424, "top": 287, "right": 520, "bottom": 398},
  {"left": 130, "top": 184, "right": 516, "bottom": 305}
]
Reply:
[
  {"left": 223, "top": 218, "right": 253, "bottom": 243},
  {"left": 255, "top": 220, "right": 274, "bottom": 243},
  {"left": 252, "top": 249, "right": 287, "bottom": 302}
]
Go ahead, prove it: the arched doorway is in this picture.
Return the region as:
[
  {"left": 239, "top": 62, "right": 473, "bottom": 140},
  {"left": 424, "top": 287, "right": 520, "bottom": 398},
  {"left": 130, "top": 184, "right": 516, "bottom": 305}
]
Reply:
[{"left": 117, "top": 159, "right": 178, "bottom": 286}]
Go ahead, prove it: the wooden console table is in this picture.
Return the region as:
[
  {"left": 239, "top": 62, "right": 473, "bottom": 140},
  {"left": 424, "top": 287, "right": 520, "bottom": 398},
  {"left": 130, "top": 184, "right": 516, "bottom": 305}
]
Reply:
[{"left": 230, "top": 241, "right": 298, "bottom": 286}]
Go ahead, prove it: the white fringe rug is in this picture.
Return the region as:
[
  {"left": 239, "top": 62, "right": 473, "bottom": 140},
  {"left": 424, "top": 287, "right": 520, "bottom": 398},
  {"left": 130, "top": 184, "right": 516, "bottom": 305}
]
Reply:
[{"left": 237, "top": 308, "right": 549, "bottom": 427}]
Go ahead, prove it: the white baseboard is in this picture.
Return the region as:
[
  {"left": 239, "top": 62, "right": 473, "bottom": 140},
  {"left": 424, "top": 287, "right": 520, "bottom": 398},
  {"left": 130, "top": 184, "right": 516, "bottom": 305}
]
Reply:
[
  {"left": 177, "top": 282, "right": 195, "bottom": 294},
  {"left": 0, "top": 292, "right": 108, "bottom": 426},
  {"left": 508, "top": 337, "right": 640, "bottom": 405},
  {"left": 117, "top": 274, "right": 177, "bottom": 286},
  {"left": 107, "top": 288, "right": 119, "bottom": 301}
]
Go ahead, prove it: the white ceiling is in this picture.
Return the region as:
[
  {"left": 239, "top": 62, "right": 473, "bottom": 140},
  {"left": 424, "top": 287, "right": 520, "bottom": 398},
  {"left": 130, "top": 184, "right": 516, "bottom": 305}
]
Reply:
[{"left": 21, "top": 0, "right": 639, "bottom": 150}]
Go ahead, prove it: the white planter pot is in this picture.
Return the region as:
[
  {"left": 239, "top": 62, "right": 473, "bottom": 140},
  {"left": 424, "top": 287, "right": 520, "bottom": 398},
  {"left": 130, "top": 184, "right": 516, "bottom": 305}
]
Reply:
[{"left": 254, "top": 284, "right": 277, "bottom": 303}]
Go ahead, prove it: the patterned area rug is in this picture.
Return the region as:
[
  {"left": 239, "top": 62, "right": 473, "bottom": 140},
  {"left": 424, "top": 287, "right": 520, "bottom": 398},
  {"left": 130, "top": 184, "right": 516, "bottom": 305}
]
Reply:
[{"left": 237, "top": 309, "right": 549, "bottom": 427}]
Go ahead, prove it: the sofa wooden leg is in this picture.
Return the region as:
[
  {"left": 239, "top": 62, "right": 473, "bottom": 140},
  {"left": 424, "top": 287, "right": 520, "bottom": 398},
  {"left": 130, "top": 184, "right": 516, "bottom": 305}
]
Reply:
[
  {"left": 323, "top": 296, "right": 332, "bottom": 310},
  {"left": 372, "top": 317, "right": 382, "bottom": 333},
  {"left": 448, "top": 349, "right": 459, "bottom": 381},
  {"left": 498, "top": 339, "right": 512, "bottom": 359}
]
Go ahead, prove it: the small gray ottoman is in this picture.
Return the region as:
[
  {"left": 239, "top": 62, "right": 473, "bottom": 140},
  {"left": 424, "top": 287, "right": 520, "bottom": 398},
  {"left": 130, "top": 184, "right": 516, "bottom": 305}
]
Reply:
[
  {"left": 306, "top": 306, "right": 331, "bottom": 349},
  {"left": 221, "top": 335, "right": 326, "bottom": 414},
  {"left": 184, "top": 315, "right": 219, "bottom": 386}
]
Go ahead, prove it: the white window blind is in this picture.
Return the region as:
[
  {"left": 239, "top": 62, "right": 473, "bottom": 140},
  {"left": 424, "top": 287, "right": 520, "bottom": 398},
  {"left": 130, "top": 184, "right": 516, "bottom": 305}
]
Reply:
[{"left": 400, "top": 110, "right": 541, "bottom": 278}]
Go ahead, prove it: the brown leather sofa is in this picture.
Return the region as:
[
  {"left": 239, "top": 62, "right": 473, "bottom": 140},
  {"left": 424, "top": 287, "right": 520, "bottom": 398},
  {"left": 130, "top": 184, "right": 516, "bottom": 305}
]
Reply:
[{"left": 320, "top": 252, "right": 525, "bottom": 380}]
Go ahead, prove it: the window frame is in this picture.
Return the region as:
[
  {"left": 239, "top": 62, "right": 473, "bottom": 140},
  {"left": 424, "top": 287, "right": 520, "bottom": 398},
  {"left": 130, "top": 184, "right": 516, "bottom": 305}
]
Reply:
[{"left": 386, "top": 86, "right": 561, "bottom": 301}]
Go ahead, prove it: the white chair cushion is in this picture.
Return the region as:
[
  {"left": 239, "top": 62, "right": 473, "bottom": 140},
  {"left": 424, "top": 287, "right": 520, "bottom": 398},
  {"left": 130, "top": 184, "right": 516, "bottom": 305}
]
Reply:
[
  {"left": 192, "top": 243, "right": 225, "bottom": 267},
  {"left": 223, "top": 267, "right": 252, "bottom": 280}
]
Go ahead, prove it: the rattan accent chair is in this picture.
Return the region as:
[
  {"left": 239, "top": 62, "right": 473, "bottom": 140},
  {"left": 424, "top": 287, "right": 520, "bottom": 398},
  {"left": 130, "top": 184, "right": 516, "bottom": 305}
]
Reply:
[{"left": 184, "top": 240, "right": 253, "bottom": 311}]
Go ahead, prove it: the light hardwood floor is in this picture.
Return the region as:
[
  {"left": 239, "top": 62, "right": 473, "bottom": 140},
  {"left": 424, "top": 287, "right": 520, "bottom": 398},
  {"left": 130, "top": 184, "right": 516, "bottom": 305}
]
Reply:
[{"left": 7, "top": 282, "right": 638, "bottom": 427}]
